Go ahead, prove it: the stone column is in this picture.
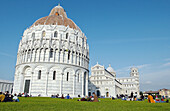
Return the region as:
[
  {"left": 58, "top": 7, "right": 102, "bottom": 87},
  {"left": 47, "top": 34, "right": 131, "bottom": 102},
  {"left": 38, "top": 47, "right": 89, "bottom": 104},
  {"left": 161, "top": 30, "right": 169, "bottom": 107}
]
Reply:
[
  {"left": 6, "top": 84, "right": 9, "bottom": 92},
  {"left": 31, "top": 50, "right": 35, "bottom": 62},
  {"left": 9, "top": 84, "right": 12, "bottom": 94},
  {"left": 23, "top": 51, "right": 26, "bottom": 63},
  {"left": 57, "top": 50, "right": 60, "bottom": 63},
  {"left": 75, "top": 53, "right": 78, "bottom": 65},
  {"left": 20, "top": 73, "right": 24, "bottom": 93},
  {"left": 0, "top": 83, "right": 2, "bottom": 92},
  {"left": 3, "top": 84, "right": 6, "bottom": 93},
  {"left": 45, "top": 72, "right": 49, "bottom": 96},
  {"left": 1, "top": 83, "right": 4, "bottom": 92},
  {"left": 21, "top": 52, "right": 23, "bottom": 63},
  {"left": 81, "top": 73, "right": 84, "bottom": 97},
  {"left": 38, "top": 49, "right": 41, "bottom": 62},
  {"left": 73, "top": 53, "right": 76, "bottom": 65},
  {"left": 60, "top": 73, "right": 64, "bottom": 95},
  {"left": 47, "top": 49, "right": 51, "bottom": 62},
  {"left": 30, "top": 50, "right": 33, "bottom": 62},
  {"left": 86, "top": 74, "right": 88, "bottom": 96},
  {"left": 70, "top": 51, "right": 73, "bottom": 64},
  {"left": 29, "top": 72, "right": 34, "bottom": 96},
  {"left": 65, "top": 51, "right": 68, "bottom": 63},
  {"left": 62, "top": 51, "right": 65, "bottom": 63},
  {"left": 60, "top": 51, "right": 63, "bottom": 63},
  {"left": 54, "top": 49, "right": 56, "bottom": 62},
  {"left": 33, "top": 50, "right": 36, "bottom": 62},
  {"left": 73, "top": 74, "right": 76, "bottom": 97},
  {"left": 43, "top": 49, "right": 46, "bottom": 62}
]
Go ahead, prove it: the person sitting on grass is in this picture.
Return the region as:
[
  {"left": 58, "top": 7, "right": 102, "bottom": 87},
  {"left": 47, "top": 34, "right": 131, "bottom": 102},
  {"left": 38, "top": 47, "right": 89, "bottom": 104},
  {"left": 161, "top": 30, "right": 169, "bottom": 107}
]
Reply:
[
  {"left": 66, "top": 94, "right": 70, "bottom": 99},
  {"left": 92, "top": 92, "right": 99, "bottom": 102},
  {"left": 56, "top": 94, "right": 59, "bottom": 98},
  {"left": 13, "top": 94, "right": 19, "bottom": 102},
  {"left": 51, "top": 95, "right": 55, "bottom": 98},
  {"left": 18, "top": 93, "right": 22, "bottom": 97},
  {"left": 4, "top": 91, "right": 13, "bottom": 102},
  {"left": 0, "top": 92, "right": 5, "bottom": 102},
  {"left": 61, "top": 94, "right": 64, "bottom": 99},
  {"left": 77, "top": 97, "right": 86, "bottom": 101}
]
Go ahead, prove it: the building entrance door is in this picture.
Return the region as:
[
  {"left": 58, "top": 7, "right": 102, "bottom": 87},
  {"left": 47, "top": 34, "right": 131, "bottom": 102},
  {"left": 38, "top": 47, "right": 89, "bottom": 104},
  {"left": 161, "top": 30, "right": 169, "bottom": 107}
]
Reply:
[
  {"left": 88, "top": 92, "right": 91, "bottom": 96},
  {"left": 97, "top": 90, "right": 100, "bottom": 97},
  {"left": 24, "top": 80, "right": 30, "bottom": 93}
]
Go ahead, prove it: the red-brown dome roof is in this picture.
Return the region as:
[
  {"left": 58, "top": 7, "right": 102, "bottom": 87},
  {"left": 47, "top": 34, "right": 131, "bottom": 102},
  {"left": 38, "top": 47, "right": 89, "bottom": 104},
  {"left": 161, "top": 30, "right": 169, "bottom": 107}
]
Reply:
[{"left": 31, "top": 5, "right": 79, "bottom": 30}]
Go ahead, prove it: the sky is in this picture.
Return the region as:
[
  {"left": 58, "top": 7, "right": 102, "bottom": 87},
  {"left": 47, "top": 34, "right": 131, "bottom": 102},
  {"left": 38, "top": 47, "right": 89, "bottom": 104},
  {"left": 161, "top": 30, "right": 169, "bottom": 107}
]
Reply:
[{"left": 0, "top": 0, "right": 170, "bottom": 91}]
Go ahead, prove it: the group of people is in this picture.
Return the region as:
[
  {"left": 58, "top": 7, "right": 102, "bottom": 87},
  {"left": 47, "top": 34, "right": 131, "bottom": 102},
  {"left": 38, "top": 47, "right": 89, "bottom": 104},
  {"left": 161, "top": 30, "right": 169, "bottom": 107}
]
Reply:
[
  {"left": 0, "top": 91, "right": 19, "bottom": 102},
  {"left": 77, "top": 92, "right": 99, "bottom": 102},
  {"left": 148, "top": 94, "right": 169, "bottom": 103},
  {"left": 50, "top": 92, "right": 99, "bottom": 102},
  {"left": 51, "top": 94, "right": 71, "bottom": 99}
]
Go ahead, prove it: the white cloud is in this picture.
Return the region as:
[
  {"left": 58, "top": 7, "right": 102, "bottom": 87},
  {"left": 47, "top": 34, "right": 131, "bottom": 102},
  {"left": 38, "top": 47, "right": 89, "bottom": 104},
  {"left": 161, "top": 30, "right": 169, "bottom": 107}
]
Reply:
[
  {"left": 140, "top": 68, "right": 170, "bottom": 91},
  {"left": 163, "top": 62, "right": 170, "bottom": 67},
  {"left": 144, "top": 81, "right": 152, "bottom": 84},
  {"left": 116, "top": 64, "right": 150, "bottom": 77},
  {"left": 135, "top": 64, "right": 150, "bottom": 69},
  {"left": 0, "top": 51, "right": 15, "bottom": 58},
  {"left": 165, "top": 58, "right": 170, "bottom": 61}
]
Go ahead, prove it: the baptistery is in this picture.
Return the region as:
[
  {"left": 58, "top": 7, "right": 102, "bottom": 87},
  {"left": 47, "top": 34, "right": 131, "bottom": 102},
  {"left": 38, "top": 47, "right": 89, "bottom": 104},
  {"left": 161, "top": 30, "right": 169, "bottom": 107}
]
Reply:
[{"left": 13, "top": 5, "right": 89, "bottom": 97}]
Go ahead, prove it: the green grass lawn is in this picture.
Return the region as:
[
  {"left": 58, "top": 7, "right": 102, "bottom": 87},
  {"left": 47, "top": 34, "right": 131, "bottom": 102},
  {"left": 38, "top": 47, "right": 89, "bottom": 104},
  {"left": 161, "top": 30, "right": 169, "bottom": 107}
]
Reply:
[{"left": 0, "top": 97, "right": 170, "bottom": 111}]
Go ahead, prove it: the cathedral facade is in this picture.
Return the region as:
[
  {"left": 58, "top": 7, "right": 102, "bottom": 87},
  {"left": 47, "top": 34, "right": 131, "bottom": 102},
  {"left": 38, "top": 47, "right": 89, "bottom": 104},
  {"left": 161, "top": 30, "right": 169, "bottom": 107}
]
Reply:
[
  {"left": 88, "top": 63, "right": 140, "bottom": 97},
  {"left": 13, "top": 5, "right": 89, "bottom": 97}
]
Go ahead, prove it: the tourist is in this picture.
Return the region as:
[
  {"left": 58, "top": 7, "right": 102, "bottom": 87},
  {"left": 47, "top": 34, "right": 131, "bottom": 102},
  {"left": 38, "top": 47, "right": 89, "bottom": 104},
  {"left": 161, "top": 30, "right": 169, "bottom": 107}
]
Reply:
[
  {"left": 51, "top": 95, "right": 55, "bottom": 98},
  {"left": 87, "top": 96, "right": 91, "bottom": 101},
  {"left": 66, "top": 94, "right": 70, "bottom": 99},
  {"left": 141, "top": 94, "right": 144, "bottom": 101},
  {"left": 18, "top": 93, "right": 22, "bottom": 97},
  {"left": 77, "top": 97, "right": 86, "bottom": 101},
  {"left": 4, "top": 91, "right": 13, "bottom": 102},
  {"left": 13, "top": 94, "right": 19, "bottom": 102},
  {"left": 61, "top": 94, "right": 64, "bottom": 99},
  {"left": 92, "top": 92, "right": 98, "bottom": 102},
  {"left": 56, "top": 94, "right": 59, "bottom": 98},
  {"left": 24, "top": 92, "right": 28, "bottom": 97},
  {"left": 148, "top": 94, "right": 155, "bottom": 103},
  {"left": 0, "top": 92, "right": 5, "bottom": 102}
]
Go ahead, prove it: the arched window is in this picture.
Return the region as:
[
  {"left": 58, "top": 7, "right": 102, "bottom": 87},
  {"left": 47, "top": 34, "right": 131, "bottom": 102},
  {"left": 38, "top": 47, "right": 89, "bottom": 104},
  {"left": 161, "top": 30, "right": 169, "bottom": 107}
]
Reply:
[
  {"left": 32, "top": 33, "right": 35, "bottom": 38},
  {"left": 67, "top": 72, "right": 69, "bottom": 81},
  {"left": 53, "top": 71, "right": 56, "bottom": 80},
  {"left": 38, "top": 70, "right": 41, "bottom": 79},
  {"left": 66, "top": 33, "right": 69, "bottom": 39},
  {"left": 28, "top": 49, "right": 31, "bottom": 59},
  {"left": 50, "top": 49, "right": 53, "bottom": 58},
  {"left": 54, "top": 31, "right": 58, "bottom": 37},
  {"left": 68, "top": 50, "right": 70, "bottom": 60},
  {"left": 42, "top": 31, "right": 46, "bottom": 37}
]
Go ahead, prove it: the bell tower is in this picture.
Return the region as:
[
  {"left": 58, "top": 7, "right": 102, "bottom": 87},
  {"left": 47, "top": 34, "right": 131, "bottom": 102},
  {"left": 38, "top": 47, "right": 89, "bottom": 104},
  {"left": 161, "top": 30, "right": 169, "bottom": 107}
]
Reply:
[{"left": 130, "top": 67, "right": 140, "bottom": 97}]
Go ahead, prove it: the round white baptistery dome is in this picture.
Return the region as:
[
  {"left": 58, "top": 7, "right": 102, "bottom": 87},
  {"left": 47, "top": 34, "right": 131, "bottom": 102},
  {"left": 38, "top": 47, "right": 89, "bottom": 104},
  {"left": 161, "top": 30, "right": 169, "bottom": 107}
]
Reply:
[{"left": 13, "top": 5, "right": 89, "bottom": 97}]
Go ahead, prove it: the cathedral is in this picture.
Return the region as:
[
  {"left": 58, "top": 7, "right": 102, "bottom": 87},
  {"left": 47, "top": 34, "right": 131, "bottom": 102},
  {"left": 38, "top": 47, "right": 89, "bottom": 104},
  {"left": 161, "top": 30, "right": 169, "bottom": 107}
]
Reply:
[
  {"left": 88, "top": 63, "right": 140, "bottom": 97},
  {"left": 13, "top": 5, "right": 139, "bottom": 97}
]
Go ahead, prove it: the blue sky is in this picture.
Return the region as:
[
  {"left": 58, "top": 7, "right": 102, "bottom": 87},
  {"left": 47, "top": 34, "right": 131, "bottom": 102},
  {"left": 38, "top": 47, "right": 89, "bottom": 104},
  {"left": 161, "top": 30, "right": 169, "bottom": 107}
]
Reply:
[{"left": 0, "top": 0, "right": 170, "bottom": 91}]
